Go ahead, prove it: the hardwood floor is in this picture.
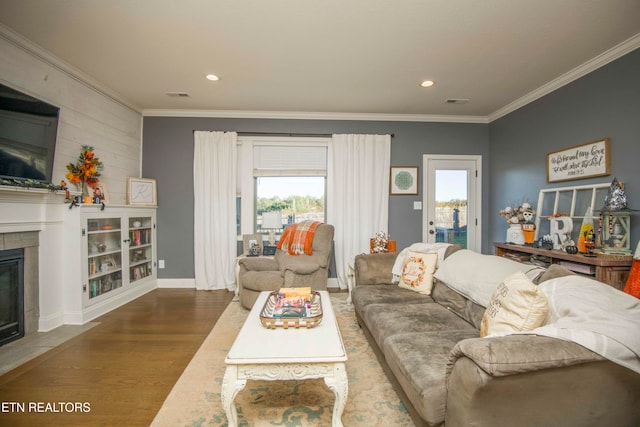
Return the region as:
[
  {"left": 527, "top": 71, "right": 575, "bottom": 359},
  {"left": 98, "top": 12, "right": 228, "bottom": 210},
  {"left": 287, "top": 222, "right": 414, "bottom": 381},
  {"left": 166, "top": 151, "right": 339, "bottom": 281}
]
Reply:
[{"left": 0, "top": 288, "right": 234, "bottom": 427}]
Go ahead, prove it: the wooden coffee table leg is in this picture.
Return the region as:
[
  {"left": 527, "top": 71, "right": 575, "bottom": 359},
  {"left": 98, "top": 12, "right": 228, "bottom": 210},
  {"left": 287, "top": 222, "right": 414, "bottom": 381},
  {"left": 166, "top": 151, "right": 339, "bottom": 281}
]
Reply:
[
  {"left": 221, "top": 366, "right": 247, "bottom": 427},
  {"left": 323, "top": 362, "right": 348, "bottom": 427}
]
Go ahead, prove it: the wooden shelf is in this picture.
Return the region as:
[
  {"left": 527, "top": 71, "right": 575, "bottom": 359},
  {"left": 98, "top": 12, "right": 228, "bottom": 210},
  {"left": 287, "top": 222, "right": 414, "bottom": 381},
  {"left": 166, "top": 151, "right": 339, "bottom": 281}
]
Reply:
[{"left": 494, "top": 242, "right": 632, "bottom": 290}]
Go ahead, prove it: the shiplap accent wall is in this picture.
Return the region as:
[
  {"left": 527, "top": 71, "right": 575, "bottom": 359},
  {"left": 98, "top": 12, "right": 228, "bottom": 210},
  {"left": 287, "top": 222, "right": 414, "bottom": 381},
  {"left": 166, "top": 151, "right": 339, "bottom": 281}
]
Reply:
[{"left": 0, "top": 28, "right": 142, "bottom": 204}]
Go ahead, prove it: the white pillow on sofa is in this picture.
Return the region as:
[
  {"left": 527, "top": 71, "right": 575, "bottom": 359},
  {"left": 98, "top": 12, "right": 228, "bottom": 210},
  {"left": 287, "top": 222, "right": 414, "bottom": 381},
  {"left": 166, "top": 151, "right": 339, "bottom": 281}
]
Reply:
[
  {"left": 480, "top": 270, "right": 548, "bottom": 337},
  {"left": 398, "top": 251, "right": 438, "bottom": 295},
  {"left": 433, "top": 249, "right": 545, "bottom": 307}
]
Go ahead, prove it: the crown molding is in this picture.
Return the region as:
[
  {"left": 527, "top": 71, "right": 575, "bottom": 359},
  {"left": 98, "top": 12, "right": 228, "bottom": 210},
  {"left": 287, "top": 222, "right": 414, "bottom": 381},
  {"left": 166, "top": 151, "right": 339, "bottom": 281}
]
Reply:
[
  {"left": 0, "top": 23, "right": 142, "bottom": 114},
  {"left": 488, "top": 32, "right": 640, "bottom": 122},
  {"left": 142, "top": 108, "right": 490, "bottom": 124},
  {"left": 4, "top": 21, "right": 637, "bottom": 126}
]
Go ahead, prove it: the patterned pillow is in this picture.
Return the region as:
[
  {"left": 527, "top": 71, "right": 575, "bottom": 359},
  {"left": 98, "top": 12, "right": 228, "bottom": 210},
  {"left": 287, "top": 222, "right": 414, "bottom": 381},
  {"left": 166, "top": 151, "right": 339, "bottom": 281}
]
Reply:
[
  {"left": 398, "top": 251, "right": 438, "bottom": 295},
  {"left": 480, "top": 270, "right": 548, "bottom": 337}
]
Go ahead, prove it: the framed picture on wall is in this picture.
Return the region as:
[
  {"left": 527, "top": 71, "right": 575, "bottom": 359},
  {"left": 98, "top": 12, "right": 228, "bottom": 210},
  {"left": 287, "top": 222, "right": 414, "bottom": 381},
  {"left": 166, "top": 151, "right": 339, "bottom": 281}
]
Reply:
[
  {"left": 390, "top": 166, "right": 418, "bottom": 195},
  {"left": 127, "top": 177, "right": 157, "bottom": 206}
]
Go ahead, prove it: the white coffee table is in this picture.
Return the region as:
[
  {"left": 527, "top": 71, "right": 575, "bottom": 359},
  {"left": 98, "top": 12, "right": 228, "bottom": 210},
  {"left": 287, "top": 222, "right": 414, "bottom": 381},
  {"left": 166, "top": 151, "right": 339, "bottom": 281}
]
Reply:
[{"left": 222, "top": 290, "right": 348, "bottom": 427}]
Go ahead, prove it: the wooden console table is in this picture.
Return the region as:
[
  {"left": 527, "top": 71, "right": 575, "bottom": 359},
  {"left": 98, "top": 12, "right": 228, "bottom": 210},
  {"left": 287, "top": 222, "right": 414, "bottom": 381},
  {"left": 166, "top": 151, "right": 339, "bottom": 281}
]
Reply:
[{"left": 494, "top": 242, "right": 632, "bottom": 290}]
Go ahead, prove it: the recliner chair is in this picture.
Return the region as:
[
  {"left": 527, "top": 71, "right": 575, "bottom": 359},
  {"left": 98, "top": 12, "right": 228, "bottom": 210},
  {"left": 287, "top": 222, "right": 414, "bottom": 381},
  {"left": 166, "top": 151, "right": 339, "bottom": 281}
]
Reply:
[{"left": 237, "top": 223, "right": 334, "bottom": 309}]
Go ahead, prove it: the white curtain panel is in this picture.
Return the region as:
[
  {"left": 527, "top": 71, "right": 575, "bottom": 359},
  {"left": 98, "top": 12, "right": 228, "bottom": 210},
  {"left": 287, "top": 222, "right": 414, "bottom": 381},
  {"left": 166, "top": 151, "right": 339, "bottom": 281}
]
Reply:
[
  {"left": 193, "top": 131, "right": 238, "bottom": 290},
  {"left": 328, "top": 134, "right": 391, "bottom": 289}
]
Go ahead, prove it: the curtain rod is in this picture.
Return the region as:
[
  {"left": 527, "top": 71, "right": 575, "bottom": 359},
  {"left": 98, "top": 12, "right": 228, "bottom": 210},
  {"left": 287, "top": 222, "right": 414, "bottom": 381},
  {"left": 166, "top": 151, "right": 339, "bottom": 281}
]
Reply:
[{"left": 192, "top": 130, "right": 394, "bottom": 138}]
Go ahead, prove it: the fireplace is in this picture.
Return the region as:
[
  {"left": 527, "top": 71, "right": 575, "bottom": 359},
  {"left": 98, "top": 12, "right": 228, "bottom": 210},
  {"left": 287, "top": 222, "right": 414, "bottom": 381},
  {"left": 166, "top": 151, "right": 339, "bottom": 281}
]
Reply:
[
  {"left": 0, "top": 248, "right": 24, "bottom": 346},
  {"left": 0, "top": 231, "right": 39, "bottom": 343},
  {"left": 1, "top": 188, "right": 66, "bottom": 334}
]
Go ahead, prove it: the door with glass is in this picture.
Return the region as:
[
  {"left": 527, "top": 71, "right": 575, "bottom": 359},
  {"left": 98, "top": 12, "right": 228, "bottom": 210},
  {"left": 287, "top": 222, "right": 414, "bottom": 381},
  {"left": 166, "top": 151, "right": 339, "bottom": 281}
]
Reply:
[{"left": 423, "top": 155, "right": 481, "bottom": 251}]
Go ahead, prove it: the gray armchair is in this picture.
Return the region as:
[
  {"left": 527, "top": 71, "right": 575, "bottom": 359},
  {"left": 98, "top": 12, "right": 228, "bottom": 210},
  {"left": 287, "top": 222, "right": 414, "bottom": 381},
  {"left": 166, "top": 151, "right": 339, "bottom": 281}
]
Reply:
[{"left": 238, "top": 223, "right": 334, "bottom": 309}]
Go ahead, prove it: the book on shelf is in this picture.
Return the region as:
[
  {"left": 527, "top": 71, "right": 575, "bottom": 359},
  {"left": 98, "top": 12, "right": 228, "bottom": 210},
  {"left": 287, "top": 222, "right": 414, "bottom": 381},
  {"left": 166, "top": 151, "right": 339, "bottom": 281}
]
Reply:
[
  {"left": 129, "top": 229, "right": 151, "bottom": 246},
  {"left": 130, "top": 264, "right": 152, "bottom": 281},
  {"left": 273, "top": 287, "right": 312, "bottom": 318}
]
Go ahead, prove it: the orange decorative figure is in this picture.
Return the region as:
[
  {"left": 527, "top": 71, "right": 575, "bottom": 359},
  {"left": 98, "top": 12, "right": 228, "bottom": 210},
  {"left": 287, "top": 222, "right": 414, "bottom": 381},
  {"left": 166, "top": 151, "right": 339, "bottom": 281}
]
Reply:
[
  {"left": 60, "top": 180, "right": 70, "bottom": 200},
  {"left": 577, "top": 206, "right": 594, "bottom": 253},
  {"left": 521, "top": 210, "right": 536, "bottom": 244}
]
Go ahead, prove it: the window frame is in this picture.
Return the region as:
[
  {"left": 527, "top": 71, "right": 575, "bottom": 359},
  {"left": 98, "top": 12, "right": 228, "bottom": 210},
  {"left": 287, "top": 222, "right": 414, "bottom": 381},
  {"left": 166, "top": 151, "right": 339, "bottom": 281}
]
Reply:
[{"left": 237, "top": 136, "right": 329, "bottom": 237}]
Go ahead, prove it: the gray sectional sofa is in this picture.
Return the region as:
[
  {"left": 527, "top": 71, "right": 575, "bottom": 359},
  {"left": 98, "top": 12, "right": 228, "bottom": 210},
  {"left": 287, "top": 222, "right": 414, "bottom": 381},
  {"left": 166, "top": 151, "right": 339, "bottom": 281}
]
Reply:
[{"left": 352, "top": 247, "right": 640, "bottom": 427}]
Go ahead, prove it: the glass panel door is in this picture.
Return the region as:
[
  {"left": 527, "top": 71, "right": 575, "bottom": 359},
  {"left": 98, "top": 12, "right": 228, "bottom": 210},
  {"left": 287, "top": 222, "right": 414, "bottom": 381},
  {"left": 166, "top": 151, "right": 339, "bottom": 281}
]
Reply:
[
  {"left": 128, "top": 216, "right": 154, "bottom": 283},
  {"left": 86, "top": 218, "right": 123, "bottom": 300},
  {"left": 423, "top": 156, "right": 481, "bottom": 251},
  {"left": 434, "top": 169, "right": 469, "bottom": 247}
]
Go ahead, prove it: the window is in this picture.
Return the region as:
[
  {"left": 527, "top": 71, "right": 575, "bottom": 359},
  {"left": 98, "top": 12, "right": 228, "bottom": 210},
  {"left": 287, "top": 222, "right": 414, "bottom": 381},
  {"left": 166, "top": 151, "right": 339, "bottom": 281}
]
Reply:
[
  {"left": 256, "top": 176, "right": 325, "bottom": 238},
  {"left": 237, "top": 136, "right": 329, "bottom": 238}
]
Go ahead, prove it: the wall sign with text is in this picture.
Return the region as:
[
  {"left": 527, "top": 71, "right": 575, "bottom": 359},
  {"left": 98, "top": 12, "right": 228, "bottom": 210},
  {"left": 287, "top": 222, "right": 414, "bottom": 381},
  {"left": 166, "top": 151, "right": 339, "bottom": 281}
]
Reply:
[{"left": 546, "top": 138, "right": 610, "bottom": 183}]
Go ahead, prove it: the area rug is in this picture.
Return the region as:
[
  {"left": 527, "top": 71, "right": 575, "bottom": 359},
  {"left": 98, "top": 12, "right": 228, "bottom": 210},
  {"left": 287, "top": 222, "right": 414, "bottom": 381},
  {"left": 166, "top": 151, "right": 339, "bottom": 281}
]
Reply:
[{"left": 151, "top": 293, "right": 414, "bottom": 427}]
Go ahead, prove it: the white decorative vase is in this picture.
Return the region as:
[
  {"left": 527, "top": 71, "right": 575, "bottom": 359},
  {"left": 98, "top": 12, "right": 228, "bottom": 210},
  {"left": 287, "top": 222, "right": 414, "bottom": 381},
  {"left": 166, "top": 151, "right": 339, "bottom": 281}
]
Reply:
[{"left": 506, "top": 224, "right": 525, "bottom": 245}]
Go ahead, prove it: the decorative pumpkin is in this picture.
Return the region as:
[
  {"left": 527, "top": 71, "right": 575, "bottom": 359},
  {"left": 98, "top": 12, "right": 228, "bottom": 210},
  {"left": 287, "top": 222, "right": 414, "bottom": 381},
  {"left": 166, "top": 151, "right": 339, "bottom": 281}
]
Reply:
[{"left": 565, "top": 245, "right": 578, "bottom": 254}]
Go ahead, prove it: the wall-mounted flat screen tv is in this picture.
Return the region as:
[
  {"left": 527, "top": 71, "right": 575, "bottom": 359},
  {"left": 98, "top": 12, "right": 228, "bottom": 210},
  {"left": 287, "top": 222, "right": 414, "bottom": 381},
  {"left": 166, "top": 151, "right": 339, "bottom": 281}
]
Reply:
[{"left": 0, "top": 83, "right": 59, "bottom": 183}]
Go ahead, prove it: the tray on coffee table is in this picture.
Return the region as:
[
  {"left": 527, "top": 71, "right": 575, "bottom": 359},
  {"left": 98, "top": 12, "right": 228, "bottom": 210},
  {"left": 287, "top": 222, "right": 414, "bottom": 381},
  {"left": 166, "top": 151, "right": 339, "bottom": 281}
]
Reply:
[{"left": 259, "top": 290, "right": 323, "bottom": 329}]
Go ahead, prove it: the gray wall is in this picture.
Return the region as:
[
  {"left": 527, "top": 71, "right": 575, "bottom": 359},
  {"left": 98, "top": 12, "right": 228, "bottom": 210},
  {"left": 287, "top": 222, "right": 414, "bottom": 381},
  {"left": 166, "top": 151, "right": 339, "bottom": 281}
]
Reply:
[
  {"left": 142, "top": 118, "right": 489, "bottom": 279},
  {"left": 488, "top": 48, "right": 640, "bottom": 248},
  {"left": 144, "top": 48, "right": 640, "bottom": 280}
]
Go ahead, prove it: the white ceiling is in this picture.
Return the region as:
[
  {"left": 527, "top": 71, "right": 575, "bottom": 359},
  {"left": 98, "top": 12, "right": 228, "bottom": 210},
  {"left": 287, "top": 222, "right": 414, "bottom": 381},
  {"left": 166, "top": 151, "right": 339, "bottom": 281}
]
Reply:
[{"left": 1, "top": 0, "right": 640, "bottom": 122}]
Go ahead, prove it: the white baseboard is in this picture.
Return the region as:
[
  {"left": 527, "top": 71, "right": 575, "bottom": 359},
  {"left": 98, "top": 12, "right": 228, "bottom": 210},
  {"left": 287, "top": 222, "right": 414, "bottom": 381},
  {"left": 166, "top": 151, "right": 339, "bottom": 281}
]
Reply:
[
  {"left": 38, "top": 312, "right": 65, "bottom": 332},
  {"left": 61, "top": 280, "right": 157, "bottom": 326},
  {"left": 157, "top": 278, "right": 196, "bottom": 288},
  {"left": 327, "top": 278, "right": 339, "bottom": 288},
  {"left": 158, "top": 278, "right": 340, "bottom": 290}
]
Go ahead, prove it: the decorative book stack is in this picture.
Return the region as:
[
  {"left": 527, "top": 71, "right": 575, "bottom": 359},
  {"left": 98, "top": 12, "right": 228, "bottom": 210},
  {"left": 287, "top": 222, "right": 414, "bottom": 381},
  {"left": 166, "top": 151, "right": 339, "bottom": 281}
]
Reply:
[{"left": 273, "top": 287, "right": 312, "bottom": 318}]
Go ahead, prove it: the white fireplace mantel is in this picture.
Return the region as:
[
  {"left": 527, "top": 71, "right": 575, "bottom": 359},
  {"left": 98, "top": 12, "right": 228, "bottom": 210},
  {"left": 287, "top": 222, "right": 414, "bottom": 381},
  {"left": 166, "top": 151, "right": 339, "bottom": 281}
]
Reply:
[
  {"left": 0, "top": 186, "right": 69, "bottom": 234},
  {"left": 0, "top": 185, "right": 68, "bottom": 203},
  {"left": 0, "top": 186, "right": 71, "bottom": 331}
]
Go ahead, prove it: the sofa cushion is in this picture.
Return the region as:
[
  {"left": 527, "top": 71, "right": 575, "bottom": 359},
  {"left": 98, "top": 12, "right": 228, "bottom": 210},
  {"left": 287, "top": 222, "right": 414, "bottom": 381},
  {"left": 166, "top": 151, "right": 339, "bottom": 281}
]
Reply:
[
  {"left": 351, "top": 284, "right": 431, "bottom": 307},
  {"left": 432, "top": 280, "right": 486, "bottom": 329},
  {"left": 480, "top": 271, "right": 548, "bottom": 337},
  {"left": 398, "top": 251, "right": 438, "bottom": 295},
  {"left": 433, "top": 249, "right": 546, "bottom": 307},
  {"left": 383, "top": 329, "right": 479, "bottom": 425},
  {"left": 363, "top": 302, "right": 475, "bottom": 349},
  {"left": 351, "top": 284, "right": 432, "bottom": 320}
]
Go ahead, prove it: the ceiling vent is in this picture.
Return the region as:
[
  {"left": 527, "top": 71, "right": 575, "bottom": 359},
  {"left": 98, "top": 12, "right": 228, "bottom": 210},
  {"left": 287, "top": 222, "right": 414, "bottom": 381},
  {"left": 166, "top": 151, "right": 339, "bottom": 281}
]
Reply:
[
  {"left": 165, "top": 92, "right": 190, "bottom": 98},
  {"left": 446, "top": 98, "right": 469, "bottom": 104}
]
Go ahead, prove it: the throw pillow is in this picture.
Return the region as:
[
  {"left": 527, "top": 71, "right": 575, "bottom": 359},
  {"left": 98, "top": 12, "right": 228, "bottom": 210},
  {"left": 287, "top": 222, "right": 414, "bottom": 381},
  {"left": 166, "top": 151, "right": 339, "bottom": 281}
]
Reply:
[
  {"left": 398, "top": 251, "right": 438, "bottom": 295},
  {"left": 480, "top": 270, "right": 548, "bottom": 338}
]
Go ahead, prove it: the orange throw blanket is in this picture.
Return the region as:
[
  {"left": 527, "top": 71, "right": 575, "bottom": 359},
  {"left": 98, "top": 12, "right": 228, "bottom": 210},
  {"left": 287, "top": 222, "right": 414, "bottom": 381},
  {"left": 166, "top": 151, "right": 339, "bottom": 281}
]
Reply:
[{"left": 277, "top": 221, "right": 322, "bottom": 255}]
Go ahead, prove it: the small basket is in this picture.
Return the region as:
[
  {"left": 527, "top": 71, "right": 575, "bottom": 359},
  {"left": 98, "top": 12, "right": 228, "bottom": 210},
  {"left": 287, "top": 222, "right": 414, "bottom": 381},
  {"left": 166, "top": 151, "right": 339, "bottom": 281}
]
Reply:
[{"left": 259, "top": 291, "right": 323, "bottom": 329}]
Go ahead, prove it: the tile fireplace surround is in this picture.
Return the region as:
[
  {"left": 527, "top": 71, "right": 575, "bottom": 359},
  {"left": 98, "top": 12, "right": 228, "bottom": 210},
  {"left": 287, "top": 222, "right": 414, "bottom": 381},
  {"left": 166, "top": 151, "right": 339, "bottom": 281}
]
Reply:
[
  {"left": 0, "top": 231, "right": 39, "bottom": 337},
  {"left": 0, "top": 187, "right": 69, "bottom": 335}
]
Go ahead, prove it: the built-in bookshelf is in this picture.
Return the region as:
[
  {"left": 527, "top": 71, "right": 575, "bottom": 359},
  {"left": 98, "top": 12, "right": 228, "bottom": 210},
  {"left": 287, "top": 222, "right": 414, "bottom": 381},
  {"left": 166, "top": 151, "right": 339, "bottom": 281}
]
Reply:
[{"left": 65, "top": 205, "right": 157, "bottom": 324}]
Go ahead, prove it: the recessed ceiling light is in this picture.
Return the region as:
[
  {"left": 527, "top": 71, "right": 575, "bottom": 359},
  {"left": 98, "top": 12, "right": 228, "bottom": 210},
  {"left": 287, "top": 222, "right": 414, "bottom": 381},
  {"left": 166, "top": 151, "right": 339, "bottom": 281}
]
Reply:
[
  {"left": 206, "top": 74, "right": 219, "bottom": 81},
  {"left": 420, "top": 80, "right": 435, "bottom": 88}
]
